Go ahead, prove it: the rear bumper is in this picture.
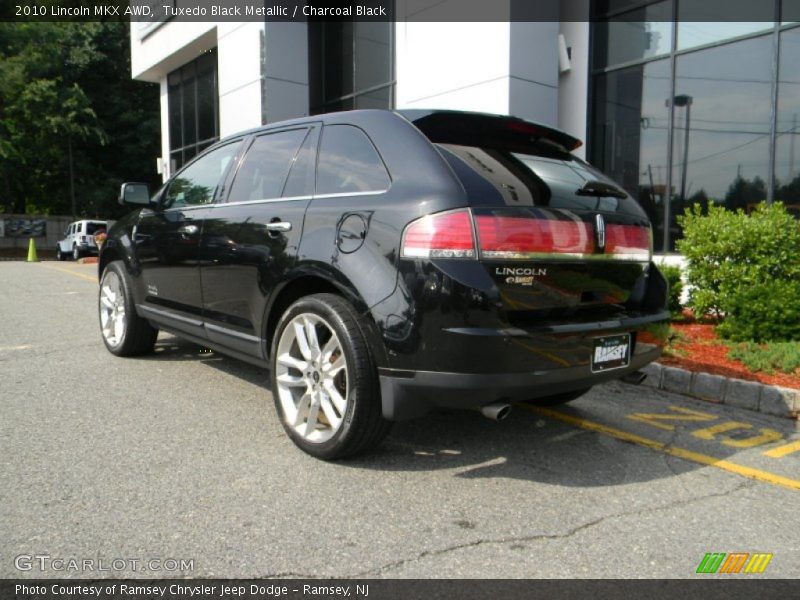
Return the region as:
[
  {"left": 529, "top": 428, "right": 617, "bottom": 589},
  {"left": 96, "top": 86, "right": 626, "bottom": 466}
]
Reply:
[{"left": 379, "top": 344, "right": 661, "bottom": 420}]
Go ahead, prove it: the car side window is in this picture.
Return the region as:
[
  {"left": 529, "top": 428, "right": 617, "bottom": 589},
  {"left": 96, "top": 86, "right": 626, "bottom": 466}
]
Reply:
[
  {"left": 77, "top": 222, "right": 82, "bottom": 233},
  {"left": 228, "top": 128, "right": 309, "bottom": 203},
  {"left": 282, "top": 127, "right": 319, "bottom": 198},
  {"left": 163, "top": 141, "right": 241, "bottom": 209},
  {"left": 316, "top": 125, "right": 390, "bottom": 195}
]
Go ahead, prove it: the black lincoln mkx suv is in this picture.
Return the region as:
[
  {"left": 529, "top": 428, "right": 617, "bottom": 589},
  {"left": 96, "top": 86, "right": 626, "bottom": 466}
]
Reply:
[{"left": 100, "top": 109, "right": 669, "bottom": 459}]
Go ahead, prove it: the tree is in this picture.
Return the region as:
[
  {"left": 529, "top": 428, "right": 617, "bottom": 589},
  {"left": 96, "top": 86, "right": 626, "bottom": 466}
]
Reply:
[{"left": 0, "top": 22, "right": 160, "bottom": 217}]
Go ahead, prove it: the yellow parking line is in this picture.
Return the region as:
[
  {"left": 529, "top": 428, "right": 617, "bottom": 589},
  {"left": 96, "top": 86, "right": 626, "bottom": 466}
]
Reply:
[
  {"left": 519, "top": 404, "right": 800, "bottom": 491},
  {"left": 764, "top": 440, "right": 800, "bottom": 459},
  {"left": 39, "top": 263, "right": 97, "bottom": 283}
]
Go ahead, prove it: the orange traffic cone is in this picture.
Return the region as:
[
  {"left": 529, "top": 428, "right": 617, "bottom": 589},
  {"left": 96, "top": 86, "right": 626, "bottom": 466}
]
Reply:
[{"left": 26, "top": 238, "right": 39, "bottom": 262}]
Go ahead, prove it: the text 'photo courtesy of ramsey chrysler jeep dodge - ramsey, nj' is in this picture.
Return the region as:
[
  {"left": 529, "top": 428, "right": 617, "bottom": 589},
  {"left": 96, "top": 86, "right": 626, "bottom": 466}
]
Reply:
[{"left": 99, "top": 109, "right": 669, "bottom": 459}]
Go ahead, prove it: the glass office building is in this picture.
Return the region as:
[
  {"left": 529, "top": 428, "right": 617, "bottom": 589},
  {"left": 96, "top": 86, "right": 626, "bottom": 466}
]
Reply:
[{"left": 590, "top": 0, "right": 799, "bottom": 251}]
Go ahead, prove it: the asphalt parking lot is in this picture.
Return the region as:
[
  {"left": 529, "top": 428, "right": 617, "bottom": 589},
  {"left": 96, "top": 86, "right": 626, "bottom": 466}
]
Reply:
[{"left": 1, "top": 261, "right": 798, "bottom": 579}]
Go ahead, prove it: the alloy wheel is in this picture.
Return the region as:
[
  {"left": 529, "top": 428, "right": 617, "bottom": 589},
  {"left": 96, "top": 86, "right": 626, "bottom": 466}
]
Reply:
[
  {"left": 275, "top": 313, "right": 349, "bottom": 444},
  {"left": 99, "top": 270, "right": 126, "bottom": 347}
]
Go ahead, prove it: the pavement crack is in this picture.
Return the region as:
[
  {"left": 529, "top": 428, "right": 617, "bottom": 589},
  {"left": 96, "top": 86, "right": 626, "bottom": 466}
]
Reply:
[{"left": 353, "top": 480, "right": 754, "bottom": 577}]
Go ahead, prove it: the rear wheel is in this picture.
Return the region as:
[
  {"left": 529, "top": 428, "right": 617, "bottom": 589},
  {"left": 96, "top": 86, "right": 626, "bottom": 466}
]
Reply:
[
  {"left": 99, "top": 261, "right": 158, "bottom": 356},
  {"left": 271, "top": 293, "right": 391, "bottom": 460},
  {"left": 525, "top": 387, "right": 592, "bottom": 407},
  {"left": 72, "top": 245, "right": 81, "bottom": 261}
]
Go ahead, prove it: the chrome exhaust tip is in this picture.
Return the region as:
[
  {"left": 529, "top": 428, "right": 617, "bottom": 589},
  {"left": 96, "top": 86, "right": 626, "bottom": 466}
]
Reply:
[
  {"left": 621, "top": 370, "right": 647, "bottom": 385},
  {"left": 480, "top": 402, "right": 512, "bottom": 421}
]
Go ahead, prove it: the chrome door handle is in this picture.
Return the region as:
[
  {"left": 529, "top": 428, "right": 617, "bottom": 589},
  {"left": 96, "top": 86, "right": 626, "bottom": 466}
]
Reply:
[
  {"left": 178, "top": 224, "right": 199, "bottom": 235},
  {"left": 265, "top": 221, "right": 292, "bottom": 232}
]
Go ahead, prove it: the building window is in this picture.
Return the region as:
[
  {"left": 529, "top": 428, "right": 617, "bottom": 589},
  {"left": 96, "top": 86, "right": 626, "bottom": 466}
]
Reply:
[
  {"left": 590, "top": 1, "right": 800, "bottom": 252},
  {"left": 308, "top": 20, "right": 394, "bottom": 114},
  {"left": 775, "top": 26, "right": 800, "bottom": 213},
  {"left": 168, "top": 49, "right": 219, "bottom": 172}
]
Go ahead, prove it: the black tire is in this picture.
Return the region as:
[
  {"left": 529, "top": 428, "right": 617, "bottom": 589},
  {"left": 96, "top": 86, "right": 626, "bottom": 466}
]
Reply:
[
  {"left": 72, "top": 245, "right": 81, "bottom": 261},
  {"left": 270, "top": 293, "right": 391, "bottom": 460},
  {"left": 56, "top": 247, "right": 65, "bottom": 261},
  {"left": 98, "top": 260, "right": 158, "bottom": 357},
  {"left": 525, "top": 387, "right": 592, "bottom": 407}
]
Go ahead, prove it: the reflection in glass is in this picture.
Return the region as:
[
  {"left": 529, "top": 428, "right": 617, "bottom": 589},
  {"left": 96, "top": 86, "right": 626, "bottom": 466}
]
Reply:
[
  {"left": 308, "top": 21, "right": 393, "bottom": 114},
  {"left": 228, "top": 129, "right": 308, "bottom": 202},
  {"left": 164, "top": 142, "right": 240, "bottom": 208},
  {"left": 784, "top": 0, "right": 800, "bottom": 23},
  {"left": 670, "top": 35, "right": 773, "bottom": 246},
  {"left": 167, "top": 49, "right": 219, "bottom": 172},
  {"left": 591, "top": 59, "right": 671, "bottom": 250},
  {"left": 678, "top": 0, "right": 774, "bottom": 50},
  {"left": 593, "top": 1, "right": 672, "bottom": 69},
  {"left": 775, "top": 27, "right": 800, "bottom": 214},
  {"left": 678, "top": 22, "right": 773, "bottom": 50},
  {"left": 316, "top": 126, "right": 391, "bottom": 194}
]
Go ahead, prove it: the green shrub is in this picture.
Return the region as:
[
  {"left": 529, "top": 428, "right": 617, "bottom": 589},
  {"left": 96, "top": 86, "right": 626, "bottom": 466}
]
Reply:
[
  {"left": 677, "top": 202, "right": 800, "bottom": 341},
  {"left": 728, "top": 340, "right": 800, "bottom": 374},
  {"left": 658, "top": 264, "right": 683, "bottom": 318},
  {"left": 716, "top": 279, "right": 800, "bottom": 342}
]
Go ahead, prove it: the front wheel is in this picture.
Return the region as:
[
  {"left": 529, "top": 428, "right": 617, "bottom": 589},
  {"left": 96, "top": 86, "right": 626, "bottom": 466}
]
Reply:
[
  {"left": 98, "top": 261, "right": 158, "bottom": 356},
  {"left": 56, "top": 247, "right": 65, "bottom": 261},
  {"left": 271, "top": 293, "right": 391, "bottom": 460}
]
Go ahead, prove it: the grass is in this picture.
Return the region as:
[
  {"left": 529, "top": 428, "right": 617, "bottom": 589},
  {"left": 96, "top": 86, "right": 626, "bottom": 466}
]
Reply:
[{"left": 727, "top": 341, "right": 800, "bottom": 375}]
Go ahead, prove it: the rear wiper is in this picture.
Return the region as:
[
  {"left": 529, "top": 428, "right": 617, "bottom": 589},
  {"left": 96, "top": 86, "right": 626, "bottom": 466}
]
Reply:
[{"left": 576, "top": 180, "right": 627, "bottom": 199}]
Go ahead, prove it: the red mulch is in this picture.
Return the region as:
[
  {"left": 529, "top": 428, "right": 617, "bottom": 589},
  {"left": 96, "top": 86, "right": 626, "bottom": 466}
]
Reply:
[{"left": 661, "top": 312, "right": 800, "bottom": 389}]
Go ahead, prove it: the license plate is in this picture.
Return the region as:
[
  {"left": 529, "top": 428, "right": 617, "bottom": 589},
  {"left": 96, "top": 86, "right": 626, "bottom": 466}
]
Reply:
[{"left": 591, "top": 334, "right": 631, "bottom": 373}]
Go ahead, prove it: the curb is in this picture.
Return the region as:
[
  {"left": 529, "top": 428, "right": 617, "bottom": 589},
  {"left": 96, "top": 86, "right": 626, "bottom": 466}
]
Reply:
[{"left": 640, "top": 363, "right": 799, "bottom": 420}]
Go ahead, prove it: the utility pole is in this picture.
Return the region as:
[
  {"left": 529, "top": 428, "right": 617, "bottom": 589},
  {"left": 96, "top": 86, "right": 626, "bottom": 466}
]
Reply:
[
  {"left": 674, "top": 95, "right": 693, "bottom": 204},
  {"left": 790, "top": 113, "right": 797, "bottom": 180}
]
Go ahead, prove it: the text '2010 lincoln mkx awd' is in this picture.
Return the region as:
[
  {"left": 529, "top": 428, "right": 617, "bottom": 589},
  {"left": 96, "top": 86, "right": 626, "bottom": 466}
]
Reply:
[{"left": 99, "top": 109, "right": 669, "bottom": 459}]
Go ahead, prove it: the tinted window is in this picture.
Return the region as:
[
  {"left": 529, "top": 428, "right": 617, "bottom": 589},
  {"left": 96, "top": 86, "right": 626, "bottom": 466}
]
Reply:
[
  {"left": 316, "top": 125, "right": 390, "bottom": 194},
  {"left": 228, "top": 129, "right": 308, "bottom": 202},
  {"left": 438, "top": 144, "right": 645, "bottom": 217},
  {"left": 283, "top": 127, "right": 319, "bottom": 198},
  {"left": 592, "top": 1, "right": 672, "bottom": 70},
  {"left": 164, "top": 141, "right": 241, "bottom": 208},
  {"left": 86, "top": 223, "right": 105, "bottom": 235}
]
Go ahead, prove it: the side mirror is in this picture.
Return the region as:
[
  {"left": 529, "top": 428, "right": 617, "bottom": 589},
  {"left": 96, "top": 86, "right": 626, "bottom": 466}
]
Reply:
[{"left": 119, "top": 182, "right": 151, "bottom": 206}]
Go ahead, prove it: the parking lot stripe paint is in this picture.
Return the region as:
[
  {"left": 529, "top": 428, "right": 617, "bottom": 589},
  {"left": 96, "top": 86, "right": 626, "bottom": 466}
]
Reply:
[
  {"left": 692, "top": 421, "right": 752, "bottom": 440},
  {"left": 40, "top": 263, "right": 97, "bottom": 283},
  {"left": 521, "top": 405, "right": 800, "bottom": 491},
  {"left": 720, "top": 428, "right": 783, "bottom": 449},
  {"left": 626, "top": 405, "right": 717, "bottom": 431},
  {"left": 764, "top": 439, "right": 800, "bottom": 458}
]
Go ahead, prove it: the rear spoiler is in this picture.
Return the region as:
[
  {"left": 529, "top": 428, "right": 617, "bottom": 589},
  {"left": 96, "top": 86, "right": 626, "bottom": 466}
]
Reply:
[{"left": 397, "top": 109, "right": 582, "bottom": 154}]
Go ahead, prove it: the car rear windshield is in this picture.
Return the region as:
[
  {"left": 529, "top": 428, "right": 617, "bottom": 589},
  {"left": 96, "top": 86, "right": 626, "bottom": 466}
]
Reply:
[
  {"left": 86, "top": 222, "right": 106, "bottom": 235},
  {"left": 404, "top": 112, "right": 645, "bottom": 217}
]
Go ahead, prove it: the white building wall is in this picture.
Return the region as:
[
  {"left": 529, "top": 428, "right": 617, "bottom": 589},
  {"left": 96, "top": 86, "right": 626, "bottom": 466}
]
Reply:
[
  {"left": 395, "top": 21, "right": 562, "bottom": 128},
  {"left": 509, "top": 21, "right": 559, "bottom": 126},
  {"left": 557, "top": 0, "right": 592, "bottom": 157},
  {"left": 395, "top": 22, "right": 511, "bottom": 114},
  {"left": 217, "top": 22, "right": 264, "bottom": 137},
  {"left": 557, "top": 21, "right": 590, "bottom": 157},
  {"left": 261, "top": 22, "right": 309, "bottom": 124}
]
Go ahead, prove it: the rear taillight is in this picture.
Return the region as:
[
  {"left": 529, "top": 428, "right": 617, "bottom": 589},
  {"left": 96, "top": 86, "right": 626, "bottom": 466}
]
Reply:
[
  {"left": 401, "top": 209, "right": 651, "bottom": 262},
  {"left": 475, "top": 215, "right": 595, "bottom": 259},
  {"left": 606, "top": 224, "right": 652, "bottom": 261},
  {"left": 401, "top": 209, "right": 476, "bottom": 259}
]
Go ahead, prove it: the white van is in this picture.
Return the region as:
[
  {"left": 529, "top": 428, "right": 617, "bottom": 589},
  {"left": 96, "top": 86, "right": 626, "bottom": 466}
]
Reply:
[{"left": 56, "top": 220, "right": 108, "bottom": 260}]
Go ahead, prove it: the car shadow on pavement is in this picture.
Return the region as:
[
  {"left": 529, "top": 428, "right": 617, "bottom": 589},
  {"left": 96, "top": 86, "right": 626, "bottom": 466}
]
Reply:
[{"left": 134, "top": 335, "right": 791, "bottom": 489}]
